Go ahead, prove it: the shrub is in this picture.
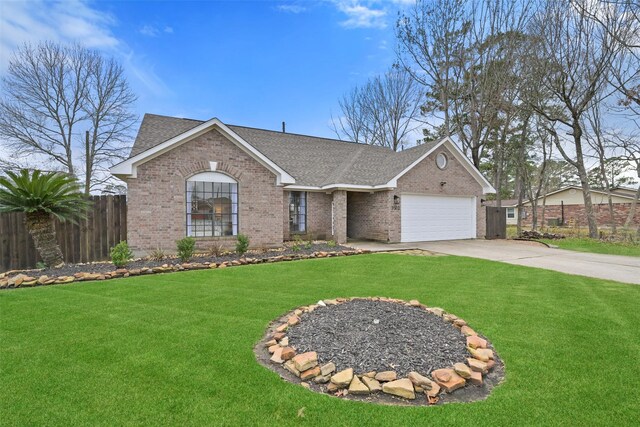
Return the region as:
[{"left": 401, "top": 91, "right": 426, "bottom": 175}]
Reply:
[
  {"left": 327, "top": 240, "right": 336, "bottom": 247},
  {"left": 176, "top": 237, "right": 196, "bottom": 262},
  {"left": 111, "top": 241, "right": 134, "bottom": 268},
  {"left": 207, "top": 242, "right": 225, "bottom": 257},
  {"left": 236, "top": 234, "right": 249, "bottom": 255},
  {"left": 149, "top": 247, "right": 165, "bottom": 261}
]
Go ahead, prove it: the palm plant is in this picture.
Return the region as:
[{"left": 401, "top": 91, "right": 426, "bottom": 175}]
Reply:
[{"left": 0, "top": 169, "right": 91, "bottom": 267}]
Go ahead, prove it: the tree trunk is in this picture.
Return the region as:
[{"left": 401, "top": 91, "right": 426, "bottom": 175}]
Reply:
[
  {"left": 572, "top": 123, "right": 598, "bottom": 238},
  {"left": 25, "top": 211, "right": 64, "bottom": 267}
]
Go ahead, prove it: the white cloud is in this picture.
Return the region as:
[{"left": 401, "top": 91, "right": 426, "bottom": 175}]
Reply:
[
  {"left": 276, "top": 4, "right": 307, "bottom": 14},
  {"left": 0, "top": 0, "right": 118, "bottom": 64},
  {"left": 139, "top": 24, "right": 174, "bottom": 37},
  {"left": 335, "top": 2, "right": 387, "bottom": 29},
  {"left": 0, "top": 0, "right": 169, "bottom": 97}
]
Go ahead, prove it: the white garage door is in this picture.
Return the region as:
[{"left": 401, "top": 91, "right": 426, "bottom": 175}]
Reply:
[{"left": 401, "top": 195, "right": 476, "bottom": 242}]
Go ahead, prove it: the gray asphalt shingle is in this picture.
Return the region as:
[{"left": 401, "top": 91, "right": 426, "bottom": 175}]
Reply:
[{"left": 128, "top": 113, "right": 442, "bottom": 187}]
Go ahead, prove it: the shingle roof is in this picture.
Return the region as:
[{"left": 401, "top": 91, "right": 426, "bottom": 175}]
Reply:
[{"left": 128, "top": 113, "right": 442, "bottom": 187}]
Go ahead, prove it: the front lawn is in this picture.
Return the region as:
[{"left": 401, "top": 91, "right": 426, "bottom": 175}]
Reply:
[
  {"left": 541, "top": 237, "right": 640, "bottom": 257},
  {"left": 2, "top": 255, "right": 639, "bottom": 426}
]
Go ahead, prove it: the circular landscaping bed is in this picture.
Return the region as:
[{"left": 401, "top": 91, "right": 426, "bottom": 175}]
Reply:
[{"left": 255, "top": 297, "right": 504, "bottom": 405}]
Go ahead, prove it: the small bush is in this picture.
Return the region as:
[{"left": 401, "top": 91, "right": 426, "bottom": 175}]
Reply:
[
  {"left": 111, "top": 241, "right": 134, "bottom": 268},
  {"left": 149, "top": 247, "right": 165, "bottom": 261},
  {"left": 291, "top": 245, "right": 301, "bottom": 252},
  {"left": 236, "top": 234, "right": 249, "bottom": 255},
  {"left": 176, "top": 237, "right": 196, "bottom": 262},
  {"left": 327, "top": 240, "right": 336, "bottom": 247}
]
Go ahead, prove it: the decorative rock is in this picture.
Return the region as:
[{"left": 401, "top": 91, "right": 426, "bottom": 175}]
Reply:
[
  {"left": 292, "top": 352, "right": 318, "bottom": 372},
  {"left": 300, "top": 382, "right": 310, "bottom": 389},
  {"left": 348, "top": 376, "right": 370, "bottom": 395},
  {"left": 430, "top": 307, "right": 445, "bottom": 317},
  {"left": 382, "top": 378, "right": 416, "bottom": 400},
  {"left": 461, "top": 325, "right": 477, "bottom": 336},
  {"left": 284, "top": 360, "right": 300, "bottom": 377},
  {"left": 317, "top": 300, "right": 327, "bottom": 307},
  {"left": 268, "top": 344, "right": 279, "bottom": 354},
  {"left": 467, "top": 335, "right": 487, "bottom": 349},
  {"left": 469, "top": 370, "right": 483, "bottom": 386},
  {"left": 280, "top": 347, "right": 296, "bottom": 361},
  {"left": 374, "top": 371, "right": 397, "bottom": 382},
  {"left": 313, "top": 374, "right": 331, "bottom": 384},
  {"left": 300, "top": 366, "right": 321, "bottom": 380},
  {"left": 426, "top": 382, "right": 441, "bottom": 398},
  {"left": 326, "top": 382, "right": 339, "bottom": 392},
  {"left": 330, "top": 368, "right": 354, "bottom": 387},
  {"left": 320, "top": 362, "right": 336, "bottom": 377},
  {"left": 270, "top": 347, "right": 284, "bottom": 363},
  {"left": 409, "top": 299, "right": 421, "bottom": 307},
  {"left": 453, "top": 363, "right": 472, "bottom": 379},
  {"left": 453, "top": 318, "right": 467, "bottom": 327},
  {"left": 363, "top": 371, "right": 376, "bottom": 378},
  {"left": 432, "top": 369, "right": 451, "bottom": 382},
  {"left": 276, "top": 323, "right": 288, "bottom": 333},
  {"left": 486, "top": 359, "right": 496, "bottom": 371},
  {"left": 264, "top": 339, "right": 277, "bottom": 347},
  {"left": 361, "top": 376, "right": 382, "bottom": 392},
  {"left": 272, "top": 332, "right": 285, "bottom": 341},
  {"left": 467, "top": 358, "right": 488, "bottom": 374},
  {"left": 408, "top": 371, "right": 434, "bottom": 390},
  {"left": 443, "top": 313, "right": 458, "bottom": 323},
  {"left": 468, "top": 347, "right": 494, "bottom": 362},
  {"left": 287, "top": 315, "right": 300, "bottom": 326},
  {"left": 431, "top": 369, "right": 466, "bottom": 393},
  {"left": 324, "top": 299, "right": 339, "bottom": 305},
  {"left": 279, "top": 337, "right": 289, "bottom": 347},
  {"left": 294, "top": 309, "right": 303, "bottom": 316}
]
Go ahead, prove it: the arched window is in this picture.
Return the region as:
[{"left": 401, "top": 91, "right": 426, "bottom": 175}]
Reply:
[{"left": 186, "top": 172, "right": 238, "bottom": 237}]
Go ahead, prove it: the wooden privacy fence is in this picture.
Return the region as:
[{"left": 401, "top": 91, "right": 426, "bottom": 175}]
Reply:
[
  {"left": 485, "top": 206, "right": 507, "bottom": 240},
  {"left": 0, "top": 195, "right": 126, "bottom": 271}
]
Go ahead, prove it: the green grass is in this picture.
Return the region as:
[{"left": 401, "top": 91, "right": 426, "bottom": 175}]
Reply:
[
  {"left": 541, "top": 237, "right": 640, "bottom": 257},
  {"left": 2, "top": 255, "right": 640, "bottom": 426}
]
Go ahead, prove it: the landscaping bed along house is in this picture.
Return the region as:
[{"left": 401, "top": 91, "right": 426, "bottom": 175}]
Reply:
[
  {"left": 256, "top": 297, "right": 504, "bottom": 406},
  {"left": 0, "top": 242, "right": 361, "bottom": 290}
]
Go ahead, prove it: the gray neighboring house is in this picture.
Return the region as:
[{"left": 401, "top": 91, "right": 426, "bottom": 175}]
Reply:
[{"left": 111, "top": 113, "right": 495, "bottom": 252}]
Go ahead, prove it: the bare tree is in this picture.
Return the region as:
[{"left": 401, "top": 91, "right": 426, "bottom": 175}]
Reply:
[
  {"left": 525, "top": 0, "right": 632, "bottom": 238},
  {"left": 397, "top": 0, "right": 533, "bottom": 170},
  {"left": 332, "top": 68, "right": 422, "bottom": 151},
  {"left": 0, "top": 41, "right": 137, "bottom": 194},
  {"left": 609, "top": 131, "right": 640, "bottom": 231}
]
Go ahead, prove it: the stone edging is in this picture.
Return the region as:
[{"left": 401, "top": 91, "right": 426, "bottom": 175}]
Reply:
[
  {"left": 0, "top": 249, "right": 368, "bottom": 290},
  {"left": 257, "top": 297, "right": 502, "bottom": 405}
]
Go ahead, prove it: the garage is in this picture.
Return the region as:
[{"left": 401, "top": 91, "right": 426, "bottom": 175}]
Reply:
[{"left": 401, "top": 194, "right": 476, "bottom": 242}]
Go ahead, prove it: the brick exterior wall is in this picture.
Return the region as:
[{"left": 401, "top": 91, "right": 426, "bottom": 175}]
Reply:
[
  {"left": 347, "top": 191, "right": 392, "bottom": 241},
  {"left": 283, "top": 191, "right": 332, "bottom": 240},
  {"left": 125, "top": 133, "right": 488, "bottom": 251},
  {"left": 345, "top": 145, "right": 486, "bottom": 243},
  {"left": 126, "top": 128, "right": 283, "bottom": 254},
  {"left": 393, "top": 146, "right": 486, "bottom": 241},
  {"left": 521, "top": 203, "right": 640, "bottom": 228},
  {"left": 332, "top": 190, "right": 348, "bottom": 244}
]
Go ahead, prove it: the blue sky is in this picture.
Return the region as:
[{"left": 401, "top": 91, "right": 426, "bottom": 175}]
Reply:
[{"left": 1, "top": 0, "right": 412, "bottom": 138}]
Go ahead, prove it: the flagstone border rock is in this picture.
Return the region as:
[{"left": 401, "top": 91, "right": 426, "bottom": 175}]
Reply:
[
  {"left": 0, "top": 249, "right": 367, "bottom": 290},
  {"left": 254, "top": 297, "right": 505, "bottom": 406}
]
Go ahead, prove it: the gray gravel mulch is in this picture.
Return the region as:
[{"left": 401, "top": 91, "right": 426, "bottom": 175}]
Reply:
[{"left": 287, "top": 299, "right": 469, "bottom": 377}]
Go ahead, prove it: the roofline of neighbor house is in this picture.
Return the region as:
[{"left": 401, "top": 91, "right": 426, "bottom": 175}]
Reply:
[{"left": 509, "top": 185, "right": 638, "bottom": 207}]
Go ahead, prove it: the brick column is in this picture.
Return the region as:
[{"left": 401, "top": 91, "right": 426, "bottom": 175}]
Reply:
[{"left": 332, "top": 190, "right": 347, "bottom": 244}]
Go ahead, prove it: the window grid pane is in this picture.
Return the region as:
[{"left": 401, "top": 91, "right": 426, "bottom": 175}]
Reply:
[{"left": 186, "top": 181, "right": 238, "bottom": 237}]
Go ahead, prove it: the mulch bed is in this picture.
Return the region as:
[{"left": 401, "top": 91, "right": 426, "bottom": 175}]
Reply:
[
  {"left": 255, "top": 297, "right": 505, "bottom": 406},
  {"left": 287, "top": 299, "right": 468, "bottom": 377},
  {"left": 0, "top": 243, "right": 358, "bottom": 289}
]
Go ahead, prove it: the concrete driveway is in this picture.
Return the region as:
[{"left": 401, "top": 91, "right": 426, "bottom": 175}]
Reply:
[{"left": 350, "top": 239, "right": 640, "bottom": 285}]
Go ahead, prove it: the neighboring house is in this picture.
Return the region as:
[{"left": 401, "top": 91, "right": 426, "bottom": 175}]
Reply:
[
  {"left": 110, "top": 114, "right": 495, "bottom": 252},
  {"left": 498, "top": 186, "right": 640, "bottom": 227}
]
